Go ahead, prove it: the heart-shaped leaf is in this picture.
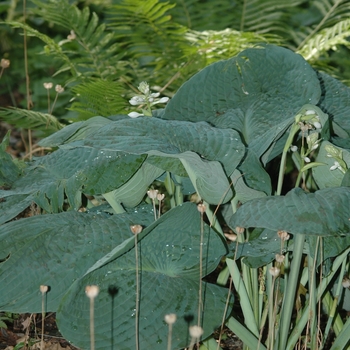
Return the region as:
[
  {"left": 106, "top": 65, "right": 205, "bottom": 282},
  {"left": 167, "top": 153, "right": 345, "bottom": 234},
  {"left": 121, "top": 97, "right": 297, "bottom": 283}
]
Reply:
[
  {"left": 229, "top": 187, "right": 350, "bottom": 236},
  {"left": 162, "top": 44, "right": 321, "bottom": 158},
  {"left": 57, "top": 203, "right": 230, "bottom": 350},
  {"left": 0, "top": 207, "right": 154, "bottom": 312}
]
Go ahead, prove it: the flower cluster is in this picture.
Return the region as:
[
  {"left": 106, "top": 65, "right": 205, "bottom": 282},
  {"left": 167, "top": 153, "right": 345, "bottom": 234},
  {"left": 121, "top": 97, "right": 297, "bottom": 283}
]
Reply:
[
  {"left": 325, "top": 144, "right": 348, "bottom": 173},
  {"left": 128, "top": 81, "right": 169, "bottom": 118}
]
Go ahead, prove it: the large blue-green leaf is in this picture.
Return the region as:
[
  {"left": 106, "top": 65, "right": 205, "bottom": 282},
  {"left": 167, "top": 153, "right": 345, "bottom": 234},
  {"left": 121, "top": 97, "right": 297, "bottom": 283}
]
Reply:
[
  {"left": 0, "top": 147, "right": 145, "bottom": 216},
  {"left": 229, "top": 187, "right": 350, "bottom": 236},
  {"left": 317, "top": 71, "right": 350, "bottom": 136},
  {"left": 162, "top": 44, "right": 321, "bottom": 158},
  {"left": 38, "top": 116, "right": 119, "bottom": 147},
  {"left": 59, "top": 117, "right": 245, "bottom": 203},
  {"left": 66, "top": 117, "right": 245, "bottom": 177},
  {"left": 0, "top": 131, "right": 22, "bottom": 188},
  {"left": 103, "top": 162, "right": 165, "bottom": 209},
  {"left": 0, "top": 206, "right": 154, "bottom": 312},
  {"left": 57, "top": 203, "right": 230, "bottom": 350}
]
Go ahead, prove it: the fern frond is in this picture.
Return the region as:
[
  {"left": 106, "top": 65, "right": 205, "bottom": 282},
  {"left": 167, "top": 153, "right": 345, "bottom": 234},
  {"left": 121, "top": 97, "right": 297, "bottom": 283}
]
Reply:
[
  {"left": 28, "top": 0, "right": 123, "bottom": 80},
  {"left": 231, "top": 0, "right": 304, "bottom": 33},
  {"left": 163, "top": 0, "right": 236, "bottom": 30},
  {"left": 5, "top": 21, "right": 79, "bottom": 77},
  {"left": 69, "top": 79, "right": 128, "bottom": 120},
  {"left": 297, "top": 0, "right": 350, "bottom": 50},
  {"left": 109, "top": 0, "right": 188, "bottom": 70},
  {"left": 297, "top": 19, "right": 350, "bottom": 61},
  {"left": 184, "top": 29, "right": 282, "bottom": 65},
  {"left": 0, "top": 107, "right": 64, "bottom": 134}
]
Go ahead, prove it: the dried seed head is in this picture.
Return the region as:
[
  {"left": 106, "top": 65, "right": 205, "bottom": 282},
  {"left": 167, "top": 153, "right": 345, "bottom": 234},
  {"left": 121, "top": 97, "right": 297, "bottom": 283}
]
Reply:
[
  {"left": 277, "top": 230, "right": 290, "bottom": 241},
  {"left": 342, "top": 277, "right": 350, "bottom": 289},
  {"left": 85, "top": 285, "right": 99, "bottom": 299},
  {"left": 55, "top": 84, "right": 64, "bottom": 93},
  {"left": 164, "top": 313, "right": 177, "bottom": 325},
  {"left": 269, "top": 267, "right": 280, "bottom": 277},
  {"left": 224, "top": 233, "right": 237, "bottom": 242},
  {"left": 43, "top": 82, "right": 53, "bottom": 90},
  {"left": 189, "top": 325, "right": 203, "bottom": 339},
  {"left": 157, "top": 193, "right": 165, "bottom": 201},
  {"left": 40, "top": 285, "right": 48, "bottom": 294},
  {"left": 67, "top": 30, "right": 76, "bottom": 40},
  {"left": 197, "top": 203, "right": 206, "bottom": 213},
  {"left": 130, "top": 225, "right": 143, "bottom": 235},
  {"left": 1, "top": 58, "right": 10, "bottom": 69},
  {"left": 275, "top": 254, "right": 285, "bottom": 263},
  {"left": 147, "top": 189, "right": 158, "bottom": 199},
  {"left": 235, "top": 226, "right": 245, "bottom": 235}
]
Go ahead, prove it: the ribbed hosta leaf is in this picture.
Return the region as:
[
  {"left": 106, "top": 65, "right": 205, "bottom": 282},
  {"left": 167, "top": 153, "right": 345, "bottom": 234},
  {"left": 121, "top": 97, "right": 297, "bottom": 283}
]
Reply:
[
  {"left": 229, "top": 187, "right": 350, "bottom": 236},
  {"left": 71, "top": 117, "right": 245, "bottom": 177},
  {"left": 57, "top": 203, "right": 230, "bottom": 350},
  {"left": 0, "top": 206, "right": 154, "bottom": 312},
  {"left": 0, "top": 147, "right": 145, "bottom": 216},
  {"left": 48, "top": 116, "right": 245, "bottom": 204},
  {"left": 162, "top": 44, "right": 321, "bottom": 158},
  {"left": 317, "top": 71, "right": 350, "bottom": 136}
]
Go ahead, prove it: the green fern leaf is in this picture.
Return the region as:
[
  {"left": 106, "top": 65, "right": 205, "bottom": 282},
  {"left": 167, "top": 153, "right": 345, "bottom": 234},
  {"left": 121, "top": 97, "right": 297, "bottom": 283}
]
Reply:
[
  {"left": 5, "top": 21, "right": 79, "bottom": 77},
  {"left": 297, "top": 19, "right": 350, "bottom": 61},
  {"left": 69, "top": 80, "right": 128, "bottom": 120},
  {"left": 28, "top": 0, "right": 123, "bottom": 80},
  {"left": 0, "top": 107, "right": 64, "bottom": 134}
]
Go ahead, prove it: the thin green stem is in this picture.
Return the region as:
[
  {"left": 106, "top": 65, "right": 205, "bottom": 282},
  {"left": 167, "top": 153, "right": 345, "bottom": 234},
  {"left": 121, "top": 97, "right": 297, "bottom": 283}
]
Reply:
[
  {"left": 90, "top": 297, "right": 95, "bottom": 350},
  {"left": 278, "top": 233, "right": 305, "bottom": 350},
  {"left": 286, "top": 247, "right": 350, "bottom": 350},
  {"left": 135, "top": 234, "right": 140, "bottom": 350},
  {"left": 198, "top": 208, "right": 204, "bottom": 327}
]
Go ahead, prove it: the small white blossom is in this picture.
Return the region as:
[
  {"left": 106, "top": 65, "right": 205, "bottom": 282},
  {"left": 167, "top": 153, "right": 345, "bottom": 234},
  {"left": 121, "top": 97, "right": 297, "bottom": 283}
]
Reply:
[
  {"left": 138, "top": 81, "right": 150, "bottom": 95},
  {"left": 290, "top": 145, "right": 298, "bottom": 152},
  {"left": 330, "top": 161, "right": 342, "bottom": 171},
  {"left": 129, "top": 96, "right": 146, "bottom": 105},
  {"left": 154, "top": 96, "right": 169, "bottom": 104},
  {"left": 313, "top": 121, "right": 322, "bottom": 129},
  {"left": 304, "top": 156, "right": 311, "bottom": 163},
  {"left": 128, "top": 111, "right": 144, "bottom": 118}
]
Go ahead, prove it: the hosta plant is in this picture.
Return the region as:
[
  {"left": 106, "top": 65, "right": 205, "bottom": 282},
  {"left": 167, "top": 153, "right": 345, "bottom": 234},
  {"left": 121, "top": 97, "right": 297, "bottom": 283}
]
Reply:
[{"left": 0, "top": 44, "right": 350, "bottom": 350}]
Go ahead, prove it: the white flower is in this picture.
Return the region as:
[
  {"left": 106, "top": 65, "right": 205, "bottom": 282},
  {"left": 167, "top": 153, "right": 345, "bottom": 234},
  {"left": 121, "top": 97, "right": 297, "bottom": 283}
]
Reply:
[
  {"left": 304, "top": 156, "right": 311, "bottom": 163},
  {"left": 138, "top": 81, "right": 150, "bottom": 95},
  {"left": 305, "top": 109, "right": 316, "bottom": 115},
  {"left": 290, "top": 145, "right": 298, "bottom": 152},
  {"left": 153, "top": 96, "right": 169, "bottom": 105},
  {"left": 330, "top": 161, "right": 341, "bottom": 171},
  {"left": 313, "top": 121, "right": 322, "bottom": 129},
  {"left": 128, "top": 111, "right": 144, "bottom": 118},
  {"left": 129, "top": 96, "right": 146, "bottom": 106}
]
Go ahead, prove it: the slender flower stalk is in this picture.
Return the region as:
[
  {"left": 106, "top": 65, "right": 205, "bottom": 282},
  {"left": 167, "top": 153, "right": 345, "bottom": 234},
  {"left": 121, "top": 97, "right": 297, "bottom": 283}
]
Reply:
[
  {"left": 197, "top": 203, "right": 206, "bottom": 330},
  {"left": 147, "top": 189, "right": 158, "bottom": 220},
  {"left": 43, "top": 82, "right": 53, "bottom": 114},
  {"left": 40, "top": 285, "right": 48, "bottom": 349},
  {"left": 85, "top": 285, "right": 99, "bottom": 350},
  {"left": 130, "top": 224, "right": 143, "bottom": 350},
  {"left": 165, "top": 313, "right": 177, "bottom": 350}
]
